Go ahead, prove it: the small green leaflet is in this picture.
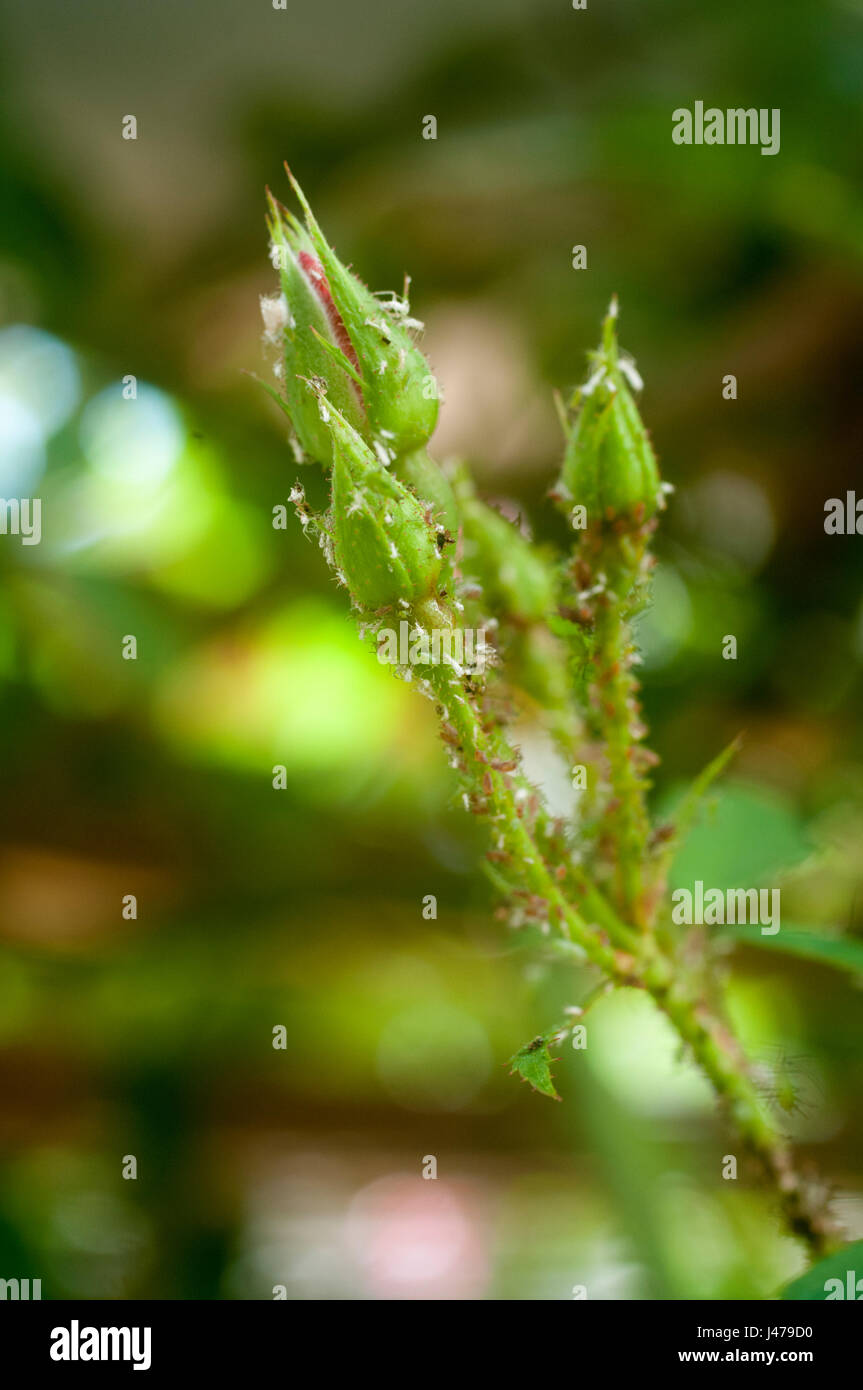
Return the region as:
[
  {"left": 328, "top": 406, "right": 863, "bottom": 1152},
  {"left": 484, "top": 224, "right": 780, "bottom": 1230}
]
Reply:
[
  {"left": 508, "top": 1032, "right": 562, "bottom": 1101},
  {"left": 781, "top": 1241, "right": 863, "bottom": 1300},
  {"left": 651, "top": 736, "right": 742, "bottom": 891}
]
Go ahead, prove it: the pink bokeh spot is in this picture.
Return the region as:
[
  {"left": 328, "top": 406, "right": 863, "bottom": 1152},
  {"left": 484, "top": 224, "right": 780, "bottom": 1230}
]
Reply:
[{"left": 346, "top": 1176, "right": 488, "bottom": 1300}]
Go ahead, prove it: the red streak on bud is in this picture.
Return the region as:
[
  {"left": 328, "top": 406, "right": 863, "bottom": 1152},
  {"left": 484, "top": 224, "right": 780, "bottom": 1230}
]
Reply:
[{"left": 298, "top": 251, "right": 363, "bottom": 392}]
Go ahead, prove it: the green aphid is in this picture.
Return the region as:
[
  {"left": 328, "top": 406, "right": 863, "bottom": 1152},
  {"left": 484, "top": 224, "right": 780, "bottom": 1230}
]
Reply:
[{"left": 775, "top": 1066, "right": 798, "bottom": 1115}]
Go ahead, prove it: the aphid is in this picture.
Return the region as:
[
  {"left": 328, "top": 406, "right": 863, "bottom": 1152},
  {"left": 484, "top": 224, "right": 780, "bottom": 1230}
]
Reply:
[{"left": 752, "top": 1046, "right": 824, "bottom": 1128}]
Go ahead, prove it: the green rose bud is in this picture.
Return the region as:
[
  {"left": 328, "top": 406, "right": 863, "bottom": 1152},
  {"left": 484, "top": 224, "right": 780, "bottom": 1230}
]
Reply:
[
  {"left": 393, "top": 447, "right": 459, "bottom": 532},
  {"left": 317, "top": 384, "right": 444, "bottom": 612},
  {"left": 556, "top": 300, "right": 662, "bottom": 528},
  {"left": 266, "top": 170, "right": 439, "bottom": 466},
  {"left": 452, "top": 465, "right": 555, "bottom": 625},
  {"left": 265, "top": 190, "right": 368, "bottom": 464}
]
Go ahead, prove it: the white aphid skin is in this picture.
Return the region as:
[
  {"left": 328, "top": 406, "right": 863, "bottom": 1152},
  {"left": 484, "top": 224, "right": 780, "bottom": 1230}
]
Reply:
[
  {"left": 581, "top": 365, "right": 607, "bottom": 397},
  {"left": 619, "top": 354, "right": 643, "bottom": 392},
  {"left": 319, "top": 532, "right": 335, "bottom": 568},
  {"left": 576, "top": 582, "right": 607, "bottom": 602},
  {"left": 289, "top": 483, "right": 318, "bottom": 538},
  {"left": 374, "top": 290, "right": 409, "bottom": 316},
  {"left": 259, "top": 292, "right": 290, "bottom": 344},
  {"left": 373, "top": 440, "right": 392, "bottom": 467}
]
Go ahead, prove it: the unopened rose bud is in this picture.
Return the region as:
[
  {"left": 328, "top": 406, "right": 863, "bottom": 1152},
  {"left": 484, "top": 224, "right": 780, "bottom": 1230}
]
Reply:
[
  {"left": 556, "top": 300, "right": 662, "bottom": 528},
  {"left": 267, "top": 172, "right": 439, "bottom": 465},
  {"left": 317, "top": 386, "right": 443, "bottom": 612},
  {"left": 265, "top": 192, "right": 367, "bottom": 463}
]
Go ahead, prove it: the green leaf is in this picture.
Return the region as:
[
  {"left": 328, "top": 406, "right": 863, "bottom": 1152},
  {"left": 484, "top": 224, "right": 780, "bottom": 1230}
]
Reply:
[
  {"left": 717, "top": 924, "right": 863, "bottom": 980},
  {"left": 781, "top": 1241, "right": 863, "bottom": 1300},
  {"left": 508, "top": 1033, "right": 562, "bottom": 1101},
  {"left": 662, "top": 783, "right": 811, "bottom": 891}
]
